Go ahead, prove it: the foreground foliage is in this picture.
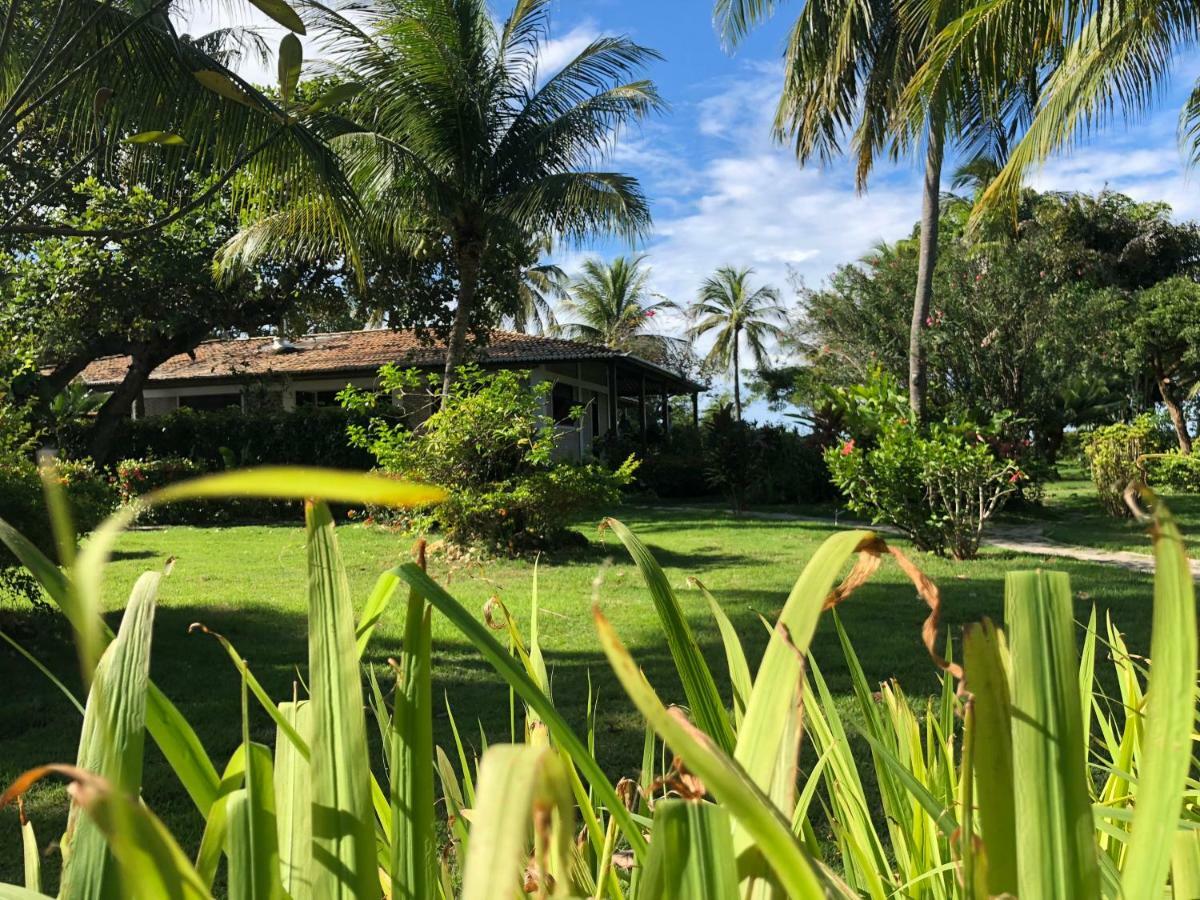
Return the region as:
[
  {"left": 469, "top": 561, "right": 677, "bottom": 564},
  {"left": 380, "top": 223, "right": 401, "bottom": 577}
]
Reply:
[{"left": 0, "top": 465, "right": 1196, "bottom": 898}]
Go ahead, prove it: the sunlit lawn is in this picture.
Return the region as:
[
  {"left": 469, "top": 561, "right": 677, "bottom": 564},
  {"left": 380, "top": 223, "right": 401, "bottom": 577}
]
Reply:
[
  {"left": 0, "top": 505, "right": 1158, "bottom": 888},
  {"left": 1010, "top": 473, "right": 1200, "bottom": 555}
]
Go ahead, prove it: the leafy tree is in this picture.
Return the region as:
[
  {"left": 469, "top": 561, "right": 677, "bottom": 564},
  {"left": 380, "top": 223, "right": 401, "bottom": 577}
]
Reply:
[
  {"left": 2, "top": 180, "right": 350, "bottom": 462},
  {"left": 713, "top": 0, "right": 1033, "bottom": 420},
  {"left": 556, "top": 256, "right": 683, "bottom": 362},
  {"left": 0, "top": 0, "right": 355, "bottom": 241},
  {"left": 1124, "top": 277, "right": 1200, "bottom": 454},
  {"left": 766, "top": 189, "right": 1197, "bottom": 461},
  {"left": 224, "top": 0, "right": 663, "bottom": 395},
  {"left": 688, "top": 266, "right": 786, "bottom": 422},
  {"left": 904, "top": 0, "right": 1200, "bottom": 224}
]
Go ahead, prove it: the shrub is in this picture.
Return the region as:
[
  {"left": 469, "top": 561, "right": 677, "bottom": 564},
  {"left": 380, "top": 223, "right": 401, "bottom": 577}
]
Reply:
[
  {"left": 1082, "top": 415, "right": 1165, "bottom": 516},
  {"left": 1146, "top": 451, "right": 1200, "bottom": 494},
  {"left": 824, "top": 371, "right": 1018, "bottom": 558},
  {"left": 0, "top": 469, "right": 1192, "bottom": 899},
  {"left": 59, "top": 406, "right": 374, "bottom": 472},
  {"left": 114, "top": 457, "right": 298, "bottom": 525},
  {"left": 343, "top": 364, "right": 637, "bottom": 552}
]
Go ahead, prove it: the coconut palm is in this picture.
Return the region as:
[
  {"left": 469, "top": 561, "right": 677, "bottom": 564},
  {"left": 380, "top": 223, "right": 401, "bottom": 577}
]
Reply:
[
  {"left": 902, "top": 0, "right": 1200, "bottom": 225},
  {"left": 224, "top": 0, "right": 662, "bottom": 395},
  {"left": 688, "top": 266, "right": 786, "bottom": 422},
  {"left": 712, "top": 0, "right": 1031, "bottom": 421},
  {"left": 555, "top": 255, "right": 682, "bottom": 361},
  {"left": 0, "top": 1, "right": 354, "bottom": 240}
]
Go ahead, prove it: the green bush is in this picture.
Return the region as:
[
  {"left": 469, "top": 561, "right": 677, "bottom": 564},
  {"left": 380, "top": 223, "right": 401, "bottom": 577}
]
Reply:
[
  {"left": 59, "top": 406, "right": 374, "bottom": 471},
  {"left": 343, "top": 364, "right": 638, "bottom": 552},
  {"left": 824, "top": 372, "right": 1018, "bottom": 558},
  {"left": 1146, "top": 451, "right": 1200, "bottom": 493},
  {"left": 1082, "top": 415, "right": 1166, "bottom": 516},
  {"left": 114, "top": 457, "right": 297, "bottom": 525}
]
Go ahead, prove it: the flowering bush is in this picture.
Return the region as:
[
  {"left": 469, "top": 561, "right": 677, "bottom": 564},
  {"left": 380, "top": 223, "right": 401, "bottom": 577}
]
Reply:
[
  {"left": 824, "top": 371, "right": 1019, "bottom": 559},
  {"left": 342, "top": 365, "right": 638, "bottom": 553}
]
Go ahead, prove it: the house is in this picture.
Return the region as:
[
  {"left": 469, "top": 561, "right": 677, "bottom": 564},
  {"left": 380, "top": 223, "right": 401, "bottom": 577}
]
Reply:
[{"left": 77, "top": 329, "right": 705, "bottom": 460}]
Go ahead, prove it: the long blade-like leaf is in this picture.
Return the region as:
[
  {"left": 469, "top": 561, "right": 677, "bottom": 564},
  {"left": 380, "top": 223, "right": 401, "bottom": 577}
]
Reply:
[
  {"left": 602, "top": 519, "right": 735, "bottom": 754},
  {"left": 639, "top": 799, "right": 740, "bottom": 899},
  {"left": 304, "top": 501, "right": 380, "bottom": 898},
  {"left": 1006, "top": 570, "right": 1100, "bottom": 899},
  {"left": 1120, "top": 491, "right": 1198, "bottom": 898}
]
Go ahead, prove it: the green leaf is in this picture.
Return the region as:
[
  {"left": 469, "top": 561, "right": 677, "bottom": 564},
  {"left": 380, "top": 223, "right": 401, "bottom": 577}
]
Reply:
[
  {"left": 304, "top": 502, "right": 380, "bottom": 898},
  {"left": 59, "top": 572, "right": 160, "bottom": 900},
  {"left": 733, "top": 530, "right": 876, "bottom": 862},
  {"left": 1172, "top": 831, "right": 1200, "bottom": 899},
  {"left": 20, "top": 808, "right": 39, "bottom": 893},
  {"left": 194, "top": 746, "right": 249, "bottom": 890},
  {"left": 691, "top": 577, "right": 752, "bottom": 728},
  {"left": 594, "top": 608, "right": 835, "bottom": 899},
  {"left": 224, "top": 743, "right": 283, "bottom": 900},
  {"left": 603, "top": 518, "right": 735, "bottom": 754},
  {"left": 390, "top": 594, "right": 436, "bottom": 899},
  {"left": 248, "top": 0, "right": 306, "bottom": 34},
  {"left": 302, "top": 82, "right": 364, "bottom": 114},
  {"left": 1120, "top": 492, "right": 1198, "bottom": 898},
  {"left": 122, "top": 131, "right": 186, "bottom": 146},
  {"left": 274, "top": 701, "right": 313, "bottom": 899},
  {"left": 278, "top": 34, "right": 303, "bottom": 104},
  {"left": 355, "top": 568, "right": 401, "bottom": 658},
  {"left": 1006, "top": 570, "right": 1100, "bottom": 899},
  {"left": 393, "top": 563, "right": 647, "bottom": 860},
  {"left": 963, "top": 619, "right": 1018, "bottom": 897},
  {"left": 460, "top": 745, "right": 575, "bottom": 900},
  {"left": 639, "top": 800, "right": 739, "bottom": 899},
  {"left": 193, "top": 71, "right": 258, "bottom": 108}
]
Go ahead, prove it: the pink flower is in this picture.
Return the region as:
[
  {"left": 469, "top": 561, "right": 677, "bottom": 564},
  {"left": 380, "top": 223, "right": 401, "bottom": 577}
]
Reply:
[
  {"left": 975, "top": 274, "right": 983, "bottom": 283},
  {"left": 1009, "top": 470, "right": 1023, "bottom": 484},
  {"left": 840, "top": 439, "right": 856, "bottom": 456},
  {"left": 644, "top": 310, "right": 655, "bottom": 318}
]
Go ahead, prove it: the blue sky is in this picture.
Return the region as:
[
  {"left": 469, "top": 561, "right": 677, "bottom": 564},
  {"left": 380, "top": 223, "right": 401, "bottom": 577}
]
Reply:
[{"left": 186, "top": 1, "right": 1200, "bottom": 416}]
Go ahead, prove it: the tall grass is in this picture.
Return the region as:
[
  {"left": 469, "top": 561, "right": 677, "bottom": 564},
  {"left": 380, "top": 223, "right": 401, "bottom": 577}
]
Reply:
[{"left": 0, "top": 466, "right": 1195, "bottom": 898}]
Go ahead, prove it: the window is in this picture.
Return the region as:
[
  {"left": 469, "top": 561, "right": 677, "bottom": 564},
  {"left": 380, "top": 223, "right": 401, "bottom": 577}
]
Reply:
[
  {"left": 295, "top": 389, "right": 343, "bottom": 408},
  {"left": 591, "top": 391, "right": 600, "bottom": 435},
  {"left": 551, "top": 381, "right": 576, "bottom": 424},
  {"left": 178, "top": 393, "right": 241, "bottom": 412}
]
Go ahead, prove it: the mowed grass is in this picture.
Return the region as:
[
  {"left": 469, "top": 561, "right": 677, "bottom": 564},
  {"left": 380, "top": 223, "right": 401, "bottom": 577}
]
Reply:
[
  {"left": 0, "top": 505, "right": 1161, "bottom": 888},
  {"left": 1012, "top": 474, "right": 1200, "bottom": 555}
]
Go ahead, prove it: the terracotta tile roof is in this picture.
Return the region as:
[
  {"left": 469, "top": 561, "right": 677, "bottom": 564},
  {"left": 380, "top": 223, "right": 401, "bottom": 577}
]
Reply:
[{"left": 78, "top": 329, "right": 631, "bottom": 387}]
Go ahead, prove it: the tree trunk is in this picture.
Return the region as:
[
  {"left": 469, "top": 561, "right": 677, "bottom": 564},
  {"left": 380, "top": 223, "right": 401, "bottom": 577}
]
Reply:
[
  {"left": 1157, "top": 372, "right": 1193, "bottom": 454},
  {"left": 442, "top": 238, "right": 484, "bottom": 397},
  {"left": 732, "top": 332, "right": 742, "bottom": 423},
  {"left": 908, "top": 117, "right": 945, "bottom": 421},
  {"left": 88, "top": 354, "right": 155, "bottom": 464}
]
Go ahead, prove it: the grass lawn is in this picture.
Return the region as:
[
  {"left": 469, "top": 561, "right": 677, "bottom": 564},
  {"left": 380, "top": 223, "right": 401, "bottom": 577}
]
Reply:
[
  {"left": 0, "top": 505, "right": 1160, "bottom": 888},
  {"left": 1007, "top": 473, "right": 1200, "bottom": 555}
]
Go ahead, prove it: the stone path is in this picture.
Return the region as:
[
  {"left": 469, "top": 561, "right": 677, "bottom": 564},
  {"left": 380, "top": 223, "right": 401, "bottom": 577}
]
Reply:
[{"left": 650, "top": 505, "right": 1199, "bottom": 576}]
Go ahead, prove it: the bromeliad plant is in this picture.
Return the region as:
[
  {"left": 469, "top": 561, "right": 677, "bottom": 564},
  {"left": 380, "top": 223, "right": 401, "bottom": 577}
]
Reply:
[{"left": 0, "top": 465, "right": 1196, "bottom": 898}]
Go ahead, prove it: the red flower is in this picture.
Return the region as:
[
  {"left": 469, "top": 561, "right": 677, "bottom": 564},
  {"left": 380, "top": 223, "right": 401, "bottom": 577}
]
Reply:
[
  {"left": 1009, "top": 470, "right": 1023, "bottom": 484},
  {"left": 644, "top": 310, "right": 656, "bottom": 318},
  {"left": 840, "top": 439, "right": 856, "bottom": 456}
]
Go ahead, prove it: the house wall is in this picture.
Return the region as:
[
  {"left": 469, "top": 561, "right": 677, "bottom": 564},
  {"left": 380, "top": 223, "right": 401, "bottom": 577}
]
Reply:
[{"left": 136, "top": 363, "right": 613, "bottom": 462}]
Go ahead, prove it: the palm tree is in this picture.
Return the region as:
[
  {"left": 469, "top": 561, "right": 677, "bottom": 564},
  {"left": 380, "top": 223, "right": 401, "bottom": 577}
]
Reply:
[
  {"left": 555, "top": 255, "right": 682, "bottom": 360},
  {"left": 712, "top": 0, "right": 1029, "bottom": 421},
  {"left": 0, "top": 1, "right": 354, "bottom": 241},
  {"left": 225, "top": 0, "right": 662, "bottom": 395},
  {"left": 688, "top": 266, "right": 786, "bottom": 422},
  {"left": 902, "top": 1, "right": 1200, "bottom": 224}
]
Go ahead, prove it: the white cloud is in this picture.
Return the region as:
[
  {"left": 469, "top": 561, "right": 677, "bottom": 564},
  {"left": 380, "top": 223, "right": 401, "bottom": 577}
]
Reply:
[{"left": 536, "top": 21, "right": 601, "bottom": 80}]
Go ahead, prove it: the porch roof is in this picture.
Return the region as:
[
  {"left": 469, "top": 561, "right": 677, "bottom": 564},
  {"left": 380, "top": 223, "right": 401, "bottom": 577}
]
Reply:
[{"left": 77, "top": 328, "right": 706, "bottom": 395}]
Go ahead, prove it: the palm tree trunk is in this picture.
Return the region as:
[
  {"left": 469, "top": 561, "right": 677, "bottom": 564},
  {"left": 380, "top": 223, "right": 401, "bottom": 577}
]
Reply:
[
  {"left": 442, "top": 238, "right": 484, "bottom": 397},
  {"left": 732, "top": 333, "right": 742, "bottom": 423},
  {"left": 908, "top": 114, "right": 945, "bottom": 421},
  {"left": 1157, "top": 372, "right": 1193, "bottom": 454}
]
